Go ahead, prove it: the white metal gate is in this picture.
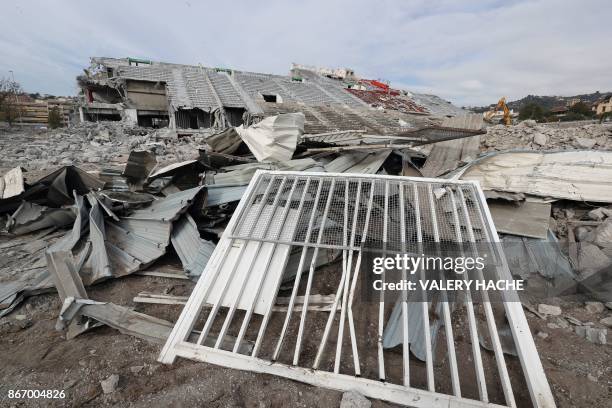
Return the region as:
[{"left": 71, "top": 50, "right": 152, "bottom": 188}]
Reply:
[{"left": 159, "top": 170, "right": 555, "bottom": 408}]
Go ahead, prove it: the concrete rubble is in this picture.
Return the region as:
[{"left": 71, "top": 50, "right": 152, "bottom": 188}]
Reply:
[
  {"left": 100, "top": 374, "right": 119, "bottom": 394},
  {"left": 538, "top": 304, "right": 563, "bottom": 316},
  {"left": 1, "top": 56, "right": 612, "bottom": 408},
  {"left": 574, "top": 326, "right": 607, "bottom": 345},
  {"left": 481, "top": 121, "right": 612, "bottom": 152},
  {"left": 340, "top": 391, "right": 372, "bottom": 408},
  {"left": 0, "top": 122, "right": 208, "bottom": 171}
]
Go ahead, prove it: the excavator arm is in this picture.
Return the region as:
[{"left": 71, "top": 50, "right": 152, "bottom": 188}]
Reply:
[{"left": 484, "top": 97, "right": 512, "bottom": 125}]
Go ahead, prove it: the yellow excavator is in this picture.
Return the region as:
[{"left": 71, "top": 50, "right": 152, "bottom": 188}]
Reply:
[{"left": 484, "top": 97, "right": 512, "bottom": 126}]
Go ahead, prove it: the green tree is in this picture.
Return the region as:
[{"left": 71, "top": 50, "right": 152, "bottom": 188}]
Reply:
[
  {"left": 48, "top": 106, "right": 62, "bottom": 128},
  {"left": 569, "top": 101, "right": 593, "bottom": 117},
  {"left": 519, "top": 102, "right": 547, "bottom": 121},
  {"left": 0, "top": 77, "right": 24, "bottom": 126},
  {"left": 561, "top": 112, "right": 585, "bottom": 122}
]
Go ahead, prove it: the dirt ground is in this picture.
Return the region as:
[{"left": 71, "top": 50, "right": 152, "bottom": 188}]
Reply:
[{"left": 0, "top": 257, "right": 610, "bottom": 407}]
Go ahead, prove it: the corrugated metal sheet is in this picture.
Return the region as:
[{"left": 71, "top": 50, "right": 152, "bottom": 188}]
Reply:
[
  {"left": 212, "top": 166, "right": 265, "bottom": 186},
  {"left": 206, "top": 185, "right": 247, "bottom": 206},
  {"left": 46, "top": 186, "right": 208, "bottom": 285},
  {"left": 302, "top": 126, "right": 484, "bottom": 148},
  {"left": 106, "top": 241, "right": 142, "bottom": 276},
  {"left": 7, "top": 201, "right": 75, "bottom": 235},
  {"left": 34, "top": 165, "right": 105, "bottom": 206},
  {"left": 123, "top": 150, "right": 157, "bottom": 181},
  {"left": 105, "top": 221, "right": 166, "bottom": 266},
  {"left": 49, "top": 194, "right": 88, "bottom": 252},
  {"left": 421, "top": 115, "right": 483, "bottom": 177},
  {"left": 301, "top": 130, "right": 366, "bottom": 144},
  {"left": 84, "top": 194, "right": 111, "bottom": 284},
  {"left": 122, "top": 186, "right": 205, "bottom": 222},
  {"left": 323, "top": 150, "right": 391, "bottom": 174},
  {"left": 211, "top": 159, "right": 324, "bottom": 186},
  {"left": 502, "top": 230, "right": 575, "bottom": 280},
  {"left": 148, "top": 160, "right": 200, "bottom": 180},
  {"left": 170, "top": 214, "right": 216, "bottom": 278},
  {"left": 114, "top": 218, "right": 172, "bottom": 243}
]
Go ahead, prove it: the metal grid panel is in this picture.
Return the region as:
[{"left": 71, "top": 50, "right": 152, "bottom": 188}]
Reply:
[
  {"left": 229, "top": 174, "right": 489, "bottom": 252},
  {"left": 159, "top": 171, "right": 555, "bottom": 408}
]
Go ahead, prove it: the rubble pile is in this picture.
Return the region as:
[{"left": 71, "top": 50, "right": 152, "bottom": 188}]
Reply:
[
  {"left": 481, "top": 121, "right": 612, "bottom": 152},
  {"left": 1, "top": 112, "right": 490, "bottom": 333},
  {"left": 1, "top": 112, "right": 611, "bottom": 407},
  {"left": 0, "top": 122, "right": 212, "bottom": 172}
]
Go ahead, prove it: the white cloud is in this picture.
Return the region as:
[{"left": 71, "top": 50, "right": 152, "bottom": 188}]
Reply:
[
  {"left": 459, "top": 80, "right": 484, "bottom": 91},
  {"left": 0, "top": 0, "right": 610, "bottom": 105}
]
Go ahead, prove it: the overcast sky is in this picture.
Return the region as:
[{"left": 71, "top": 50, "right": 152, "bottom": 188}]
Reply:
[{"left": 1, "top": 0, "right": 610, "bottom": 106}]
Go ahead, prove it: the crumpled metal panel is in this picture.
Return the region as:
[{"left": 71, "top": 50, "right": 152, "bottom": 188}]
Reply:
[
  {"left": 323, "top": 150, "right": 391, "bottom": 174},
  {"left": 48, "top": 193, "right": 88, "bottom": 252},
  {"left": 84, "top": 194, "right": 111, "bottom": 284},
  {"left": 44, "top": 186, "right": 208, "bottom": 288},
  {"left": 122, "top": 186, "right": 206, "bottom": 222},
  {"left": 211, "top": 159, "right": 324, "bottom": 186},
  {"left": 147, "top": 160, "right": 202, "bottom": 181},
  {"left": 206, "top": 185, "right": 248, "bottom": 206},
  {"left": 170, "top": 214, "right": 215, "bottom": 278},
  {"left": 123, "top": 150, "right": 157, "bottom": 181},
  {"left": 35, "top": 166, "right": 105, "bottom": 206},
  {"left": 105, "top": 221, "right": 166, "bottom": 266},
  {"left": 114, "top": 218, "right": 172, "bottom": 244},
  {"left": 6, "top": 201, "right": 75, "bottom": 235},
  {"left": 106, "top": 241, "right": 142, "bottom": 277},
  {"left": 236, "top": 113, "right": 304, "bottom": 162}
]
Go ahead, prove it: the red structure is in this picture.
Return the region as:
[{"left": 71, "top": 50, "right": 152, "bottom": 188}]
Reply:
[{"left": 346, "top": 88, "right": 428, "bottom": 114}]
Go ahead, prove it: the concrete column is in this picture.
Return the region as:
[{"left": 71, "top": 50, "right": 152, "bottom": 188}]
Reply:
[
  {"left": 123, "top": 109, "right": 138, "bottom": 126},
  {"left": 168, "top": 109, "right": 176, "bottom": 129}
]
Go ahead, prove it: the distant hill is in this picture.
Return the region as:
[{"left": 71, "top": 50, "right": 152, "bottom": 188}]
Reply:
[{"left": 473, "top": 91, "right": 611, "bottom": 112}]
